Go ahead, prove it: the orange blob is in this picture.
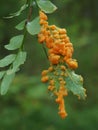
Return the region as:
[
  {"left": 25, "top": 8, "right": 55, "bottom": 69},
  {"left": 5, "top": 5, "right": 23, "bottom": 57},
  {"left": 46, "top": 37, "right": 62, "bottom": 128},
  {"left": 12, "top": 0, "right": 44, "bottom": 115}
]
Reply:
[
  {"left": 41, "top": 70, "right": 48, "bottom": 76},
  {"left": 39, "top": 11, "right": 48, "bottom": 20},
  {"left": 49, "top": 79, "right": 55, "bottom": 86},
  {"left": 41, "top": 76, "right": 49, "bottom": 83},
  {"left": 38, "top": 33, "right": 45, "bottom": 43},
  {"left": 48, "top": 66, "right": 54, "bottom": 72},
  {"left": 49, "top": 25, "right": 56, "bottom": 30},
  {"left": 60, "top": 65, "right": 66, "bottom": 71},
  {"left": 49, "top": 54, "right": 60, "bottom": 64},
  {"left": 58, "top": 28, "right": 67, "bottom": 34},
  {"left": 55, "top": 85, "right": 68, "bottom": 118},
  {"left": 46, "top": 37, "right": 54, "bottom": 48},
  {"left": 66, "top": 59, "right": 78, "bottom": 69},
  {"left": 48, "top": 85, "right": 55, "bottom": 91}
]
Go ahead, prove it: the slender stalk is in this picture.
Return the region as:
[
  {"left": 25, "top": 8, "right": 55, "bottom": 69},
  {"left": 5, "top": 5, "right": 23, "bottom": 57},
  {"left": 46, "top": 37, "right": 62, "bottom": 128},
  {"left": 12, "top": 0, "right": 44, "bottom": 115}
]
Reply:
[
  {"left": 34, "top": 0, "right": 39, "bottom": 9},
  {"left": 42, "top": 43, "right": 49, "bottom": 59},
  {"left": 27, "top": 6, "right": 33, "bottom": 22},
  {"left": 20, "top": 28, "right": 27, "bottom": 51},
  {"left": 21, "top": 0, "right": 34, "bottom": 50}
]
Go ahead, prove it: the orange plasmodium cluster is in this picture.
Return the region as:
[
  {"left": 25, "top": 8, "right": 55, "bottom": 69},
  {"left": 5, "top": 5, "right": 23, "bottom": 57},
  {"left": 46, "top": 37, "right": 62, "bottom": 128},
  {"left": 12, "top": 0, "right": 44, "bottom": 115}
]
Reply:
[
  {"left": 38, "top": 11, "right": 78, "bottom": 69},
  {"left": 38, "top": 11, "right": 78, "bottom": 119},
  {"left": 41, "top": 64, "right": 69, "bottom": 119},
  {"left": 55, "top": 76, "right": 68, "bottom": 118}
]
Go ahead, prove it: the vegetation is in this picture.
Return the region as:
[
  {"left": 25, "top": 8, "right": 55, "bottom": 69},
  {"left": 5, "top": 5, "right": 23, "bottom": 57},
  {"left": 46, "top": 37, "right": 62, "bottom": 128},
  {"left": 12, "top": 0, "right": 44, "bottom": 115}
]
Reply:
[{"left": 0, "top": 0, "right": 98, "bottom": 129}]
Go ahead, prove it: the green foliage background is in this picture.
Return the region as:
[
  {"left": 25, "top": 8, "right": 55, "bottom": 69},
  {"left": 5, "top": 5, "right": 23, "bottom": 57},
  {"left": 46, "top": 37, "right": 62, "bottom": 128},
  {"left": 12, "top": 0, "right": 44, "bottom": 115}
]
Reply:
[{"left": 0, "top": 0, "right": 98, "bottom": 129}]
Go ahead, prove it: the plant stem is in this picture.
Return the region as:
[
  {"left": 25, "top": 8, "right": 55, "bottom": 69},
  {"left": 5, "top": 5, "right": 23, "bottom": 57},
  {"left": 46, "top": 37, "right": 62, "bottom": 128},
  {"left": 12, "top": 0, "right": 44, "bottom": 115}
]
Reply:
[
  {"left": 21, "top": 0, "right": 33, "bottom": 50},
  {"left": 42, "top": 43, "right": 49, "bottom": 59},
  {"left": 21, "top": 28, "right": 27, "bottom": 51},
  {"left": 34, "top": 0, "right": 39, "bottom": 9}
]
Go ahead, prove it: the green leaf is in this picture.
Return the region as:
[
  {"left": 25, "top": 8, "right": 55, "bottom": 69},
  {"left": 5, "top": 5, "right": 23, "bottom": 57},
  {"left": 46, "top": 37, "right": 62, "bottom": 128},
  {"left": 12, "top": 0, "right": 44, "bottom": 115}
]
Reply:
[
  {"left": 0, "top": 54, "right": 16, "bottom": 67},
  {"left": 5, "top": 35, "right": 24, "bottom": 50},
  {"left": 36, "top": 0, "right": 57, "bottom": 13},
  {"left": 0, "top": 72, "right": 15, "bottom": 95},
  {"left": 65, "top": 69, "right": 86, "bottom": 99},
  {"left": 4, "top": 4, "right": 28, "bottom": 18},
  {"left": 15, "top": 20, "right": 26, "bottom": 30},
  {"left": 26, "top": 17, "right": 40, "bottom": 35},
  {"left": 7, "top": 51, "right": 27, "bottom": 74},
  {"left": 0, "top": 71, "right": 5, "bottom": 79}
]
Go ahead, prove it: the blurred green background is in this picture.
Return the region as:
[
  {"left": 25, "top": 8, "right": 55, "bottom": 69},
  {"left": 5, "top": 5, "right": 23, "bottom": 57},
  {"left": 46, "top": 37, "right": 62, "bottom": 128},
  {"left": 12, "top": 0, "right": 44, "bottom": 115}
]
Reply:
[{"left": 0, "top": 0, "right": 98, "bottom": 130}]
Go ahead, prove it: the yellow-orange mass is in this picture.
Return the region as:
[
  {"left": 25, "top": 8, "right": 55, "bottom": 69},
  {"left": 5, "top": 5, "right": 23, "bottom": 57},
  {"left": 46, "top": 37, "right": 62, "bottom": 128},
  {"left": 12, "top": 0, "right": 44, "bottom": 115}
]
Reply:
[{"left": 38, "top": 11, "right": 78, "bottom": 119}]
